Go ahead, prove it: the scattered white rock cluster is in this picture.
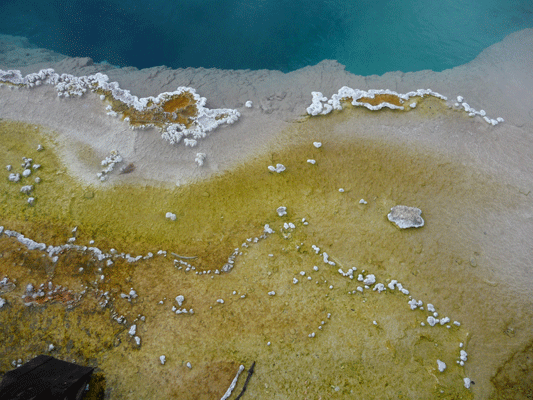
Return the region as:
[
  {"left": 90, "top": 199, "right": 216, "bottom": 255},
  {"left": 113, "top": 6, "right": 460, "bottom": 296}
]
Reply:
[
  {"left": 5, "top": 156, "right": 42, "bottom": 205},
  {"left": 97, "top": 150, "right": 123, "bottom": 181},
  {"left": 0, "top": 69, "right": 241, "bottom": 148},
  {"left": 306, "top": 87, "right": 447, "bottom": 116},
  {"left": 453, "top": 95, "right": 504, "bottom": 125},
  {"left": 268, "top": 163, "right": 286, "bottom": 173}
]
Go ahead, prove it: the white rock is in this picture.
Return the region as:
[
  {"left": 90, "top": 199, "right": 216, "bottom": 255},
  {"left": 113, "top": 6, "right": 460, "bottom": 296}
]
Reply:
[
  {"left": 134, "top": 336, "right": 141, "bottom": 346},
  {"left": 338, "top": 188, "right": 344, "bottom": 192},
  {"left": 460, "top": 350, "right": 468, "bottom": 362},
  {"left": 194, "top": 153, "right": 206, "bottom": 167},
  {"left": 0, "top": 297, "right": 5, "bottom": 308},
  {"left": 160, "top": 355, "right": 166, "bottom": 365},
  {"left": 175, "top": 295, "right": 184, "bottom": 306},
  {"left": 363, "top": 274, "right": 376, "bottom": 285},
  {"left": 22, "top": 169, "right": 31, "bottom": 177},
  {"left": 264, "top": 224, "right": 274, "bottom": 234},
  {"left": 464, "top": 377, "right": 471, "bottom": 389},
  {"left": 217, "top": 299, "right": 224, "bottom": 304},
  {"left": 20, "top": 185, "right": 33, "bottom": 194},
  {"left": 165, "top": 212, "right": 177, "bottom": 221},
  {"left": 293, "top": 278, "right": 299, "bottom": 284},
  {"left": 313, "top": 142, "right": 322, "bottom": 148},
  {"left": 276, "top": 206, "right": 287, "bottom": 217},
  {"left": 387, "top": 205, "right": 424, "bottom": 229},
  {"left": 427, "top": 316, "right": 437, "bottom": 326},
  {"left": 307, "top": 159, "right": 316, "bottom": 164},
  {"left": 8, "top": 173, "right": 20, "bottom": 182},
  {"left": 268, "top": 291, "right": 276, "bottom": 296},
  {"left": 427, "top": 304, "right": 435, "bottom": 312},
  {"left": 275, "top": 164, "right": 285, "bottom": 173},
  {"left": 373, "top": 283, "right": 386, "bottom": 293},
  {"left": 186, "top": 362, "right": 192, "bottom": 369},
  {"left": 359, "top": 199, "right": 367, "bottom": 204},
  {"left": 245, "top": 100, "right": 253, "bottom": 108},
  {"left": 437, "top": 359, "right": 446, "bottom": 372},
  {"left": 128, "top": 325, "right": 137, "bottom": 336}
]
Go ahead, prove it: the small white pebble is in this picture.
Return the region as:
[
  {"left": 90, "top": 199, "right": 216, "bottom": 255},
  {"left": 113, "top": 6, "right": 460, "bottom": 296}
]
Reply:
[
  {"left": 313, "top": 142, "right": 322, "bottom": 148},
  {"left": 307, "top": 159, "right": 316, "bottom": 164},
  {"left": 437, "top": 359, "right": 446, "bottom": 372},
  {"left": 186, "top": 362, "right": 192, "bottom": 369},
  {"left": 268, "top": 291, "right": 276, "bottom": 296},
  {"left": 359, "top": 199, "right": 367, "bottom": 204},
  {"left": 165, "top": 212, "right": 177, "bottom": 221},
  {"left": 338, "top": 188, "right": 344, "bottom": 192},
  {"left": 308, "top": 332, "right": 315, "bottom": 338},
  {"left": 267, "top": 342, "right": 271, "bottom": 346},
  {"left": 160, "top": 355, "right": 166, "bottom": 365},
  {"left": 464, "top": 377, "right": 471, "bottom": 389},
  {"left": 373, "top": 321, "right": 377, "bottom": 325},
  {"left": 217, "top": 299, "right": 224, "bottom": 304},
  {"left": 293, "top": 278, "right": 299, "bottom": 284}
]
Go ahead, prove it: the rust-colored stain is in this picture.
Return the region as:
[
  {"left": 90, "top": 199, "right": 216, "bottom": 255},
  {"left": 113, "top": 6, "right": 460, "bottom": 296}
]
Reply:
[
  {"left": 345, "top": 93, "right": 403, "bottom": 107},
  {"left": 22, "top": 281, "right": 81, "bottom": 307},
  {"left": 99, "top": 90, "right": 200, "bottom": 128}
]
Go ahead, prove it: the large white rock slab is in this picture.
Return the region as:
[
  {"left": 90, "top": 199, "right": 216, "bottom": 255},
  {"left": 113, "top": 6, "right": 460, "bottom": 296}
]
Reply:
[{"left": 387, "top": 205, "right": 424, "bottom": 229}]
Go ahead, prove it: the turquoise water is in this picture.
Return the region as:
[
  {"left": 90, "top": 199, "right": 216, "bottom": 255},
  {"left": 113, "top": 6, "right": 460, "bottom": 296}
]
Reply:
[{"left": 1, "top": 0, "right": 532, "bottom": 75}]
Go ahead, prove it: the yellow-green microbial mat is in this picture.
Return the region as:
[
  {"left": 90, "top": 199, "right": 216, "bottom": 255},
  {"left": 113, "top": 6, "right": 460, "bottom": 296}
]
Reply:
[{"left": 0, "top": 107, "right": 527, "bottom": 399}]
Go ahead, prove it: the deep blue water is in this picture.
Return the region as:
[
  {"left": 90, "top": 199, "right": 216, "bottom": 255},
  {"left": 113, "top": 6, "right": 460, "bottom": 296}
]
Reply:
[{"left": 1, "top": 0, "right": 532, "bottom": 75}]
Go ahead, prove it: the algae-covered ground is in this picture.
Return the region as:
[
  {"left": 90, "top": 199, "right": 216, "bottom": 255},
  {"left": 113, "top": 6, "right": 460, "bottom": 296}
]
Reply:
[{"left": 0, "top": 101, "right": 530, "bottom": 399}]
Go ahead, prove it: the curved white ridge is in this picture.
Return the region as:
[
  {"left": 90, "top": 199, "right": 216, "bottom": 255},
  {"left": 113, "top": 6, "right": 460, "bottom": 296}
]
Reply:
[{"left": 307, "top": 86, "right": 447, "bottom": 116}]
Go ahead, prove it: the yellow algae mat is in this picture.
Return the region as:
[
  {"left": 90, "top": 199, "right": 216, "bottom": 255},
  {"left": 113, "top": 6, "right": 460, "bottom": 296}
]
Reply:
[{"left": 0, "top": 105, "right": 530, "bottom": 399}]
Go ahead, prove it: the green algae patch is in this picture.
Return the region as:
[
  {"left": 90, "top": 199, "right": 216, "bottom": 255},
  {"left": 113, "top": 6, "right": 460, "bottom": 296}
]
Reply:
[{"left": 0, "top": 112, "right": 524, "bottom": 399}]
